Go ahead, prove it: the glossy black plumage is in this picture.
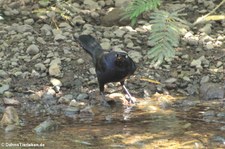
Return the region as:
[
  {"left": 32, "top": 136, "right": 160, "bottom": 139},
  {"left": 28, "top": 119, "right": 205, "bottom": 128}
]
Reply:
[{"left": 78, "top": 35, "right": 136, "bottom": 104}]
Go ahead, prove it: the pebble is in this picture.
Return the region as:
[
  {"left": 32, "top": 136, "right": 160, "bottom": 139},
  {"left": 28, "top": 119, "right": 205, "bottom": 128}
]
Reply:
[
  {"left": 0, "top": 106, "right": 19, "bottom": 126},
  {"left": 58, "top": 94, "right": 73, "bottom": 104},
  {"left": 49, "top": 63, "right": 61, "bottom": 77},
  {"left": 89, "top": 67, "right": 96, "bottom": 75},
  {"left": 0, "top": 70, "right": 8, "bottom": 77},
  {"left": 100, "top": 41, "right": 111, "bottom": 50},
  {"left": 35, "top": 63, "right": 46, "bottom": 72},
  {"left": 77, "top": 93, "right": 89, "bottom": 100},
  {"left": 128, "top": 50, "right": 142, "bottom": 63},
  {"left": 64, "top": 106, "right": 80, "bottom": 118},
  {"left": 84, "top": 0, "right": 100, "bottom": 9},
  {"left": 34, "top": 118, "right": 58, "bottom": 133},
  {"left": 50, "top": 78, "right": 62, "bottom": 87},
  {"left": 3, "top": 98, "right": 20, "bottom": 106},
  {"left": 24, "top": 18, "right": 34, "bottom": 25},
  {"left": 77, "top": 58, "right": 85, "bottom": 64},
  {"left": 200, "top": 83, "right": 224, "bottom": 100},
  {"left": 26, "top": 44, "right": 40, "bottom": 55},
  {"left": 0, "top": 84, "right": 10, "bottom": 94}
]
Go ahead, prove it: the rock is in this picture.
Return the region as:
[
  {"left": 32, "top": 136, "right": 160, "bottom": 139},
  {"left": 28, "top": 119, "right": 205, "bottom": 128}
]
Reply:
[
  {"left": 72, "top": 16, "right": 85, "bottom": 25},
  {"left": 64, "top": 106, "right": 80, "bottom": 118},
  {"left": 3, "top": 98, "right": 20, "bottom": 106},
  {"left": 200, "top": 75, "right": 210, "bottom": 84},
  {"left": 77, "top": 58, "right": 85, "bottom": 64},
  {"left": 0, "top": 70, "right": 8, "bottom": 77},
  {"left": 0, "top": 106, "right": 19, "bottom": 126},
  {"left": 79, "top": 106, "right": 94, "bottom": 122},
  {"left": 54, "top": 34, "right": 66, "bottom": 41},
  {"left": 190, "top": 59, "right": 202, "bottom": 69},
  {"left": 83, "top": 0, "right": 100, "bottom": 9},
  {"left": 89, "top": 67, "right": 96, "bottom": 75},
  {"left": 33, "top": 118, "right": 58, "bottom": 133},
  {"left": 199, "top": 23, "right": 212, "bottom": 34},
  {"left": 26, "top": 44, "right": 40, "bottom": 55},
  {"left": 24, "top": 18, "right": 34, "bottom": 25},
  {"left": 77, "top": 93, "right": 89, "bottom": 100},
  {"left": 186, "top": 84, "right": 199, "bottom": 95},
  {"left": 0, "top": 84, "right": 10, "bottom": 94},
  {"left": 100, "top": 41, "right": 111, "bottom": 50},
  {"left": 5, "top": 124, "right": 18, "bottom": 132},
  {"left": 49, "top": 63, "right": 61, "bottom": 77},
  {"left": 35, "top": 63, "right": 46, "bottom": 72},
  {"left": 50, "top": 78, "right": 62, "bottom": 87},
  {"left": 200, "top": 83, "right": 225, "bottom": 100},
  {"left": 16, "top": 24, "right": 33, "bottom": 33},
  {"left": 101, "top": 8, "right": 130, "bottom": 27},
  {"left": 58, "top": 94, "right": 73, "bottom": 104},
  {"left": 128, "top": 50, "right": 142, "bottom": 63},
  {"left": 115, "top": 0, "right": 130, "bottom": 7},
  {"left": 114, "top": 29, "right": 126, "bottom": 38},
  {"left": 40, "top": 24, "right": 52, "bottom": 36},
  {"left": 165, "top": 78, "right": 177, "bottom": 83}
]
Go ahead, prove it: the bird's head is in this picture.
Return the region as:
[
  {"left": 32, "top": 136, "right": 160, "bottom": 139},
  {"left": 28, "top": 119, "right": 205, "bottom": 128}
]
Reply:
[{"left": 114, "top": 52, "right": 130, "bottom": 67}]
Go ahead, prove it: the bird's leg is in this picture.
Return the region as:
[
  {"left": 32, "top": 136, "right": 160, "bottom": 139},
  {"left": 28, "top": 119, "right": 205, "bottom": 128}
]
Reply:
[
  {"left": 99, "top": 84, "right": 110, "bottom": 107},
  {"left": 100, "top": 92, "right": 110, "bottom": 107},
  {"left": 122, "top": 85, "right": 136, "bottom": 104}
]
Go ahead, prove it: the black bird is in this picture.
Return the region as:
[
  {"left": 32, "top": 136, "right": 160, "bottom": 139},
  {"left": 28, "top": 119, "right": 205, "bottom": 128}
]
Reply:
[{"left": 78, "top": 35, "right": 136, "bottom": 105}]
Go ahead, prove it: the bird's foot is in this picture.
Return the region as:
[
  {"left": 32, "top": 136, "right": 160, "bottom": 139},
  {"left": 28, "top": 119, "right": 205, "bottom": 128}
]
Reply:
[
  {"left": 100, "top": 99, "right": 111, "bottom": 107},
  {"left": 125, "top": 95, "right": 136, "bottom": 105}
]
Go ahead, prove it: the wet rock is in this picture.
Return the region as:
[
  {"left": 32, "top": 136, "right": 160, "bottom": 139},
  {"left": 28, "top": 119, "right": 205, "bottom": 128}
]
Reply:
[
  {"left": 64, "top": 106, "right": 80, "bottom": 118},
  {"left": 26, "top": 44, "right": 40, "bottom": 55},
  {"left": 33, "top": 118, "right": 58, "bottom": 133},
  {"left": 128, "top": 50, "right": 142, "bottom": 63},
  {"left": 0, "top": 84, "right": 10, "bottom": 94},
  {"left": 186, "top": 84, "right": 199, "bottom": 95},
  {"left": 200, "top": 83, "right": 225, "bottom": 100},
  {"left": 79, "top": 106, "right": 94, "bottom": 122},
  {"left": 0, "top": 106, "right": 19, "bottom": 126},
  {"left": 5, "top": 124, "right": 18, "bottom": 132}
]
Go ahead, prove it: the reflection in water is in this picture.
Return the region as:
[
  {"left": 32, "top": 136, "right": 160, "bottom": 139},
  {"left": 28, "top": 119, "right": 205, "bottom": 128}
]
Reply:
[{"left": 1, "top": 96, "right": 225, "bottom": 148}]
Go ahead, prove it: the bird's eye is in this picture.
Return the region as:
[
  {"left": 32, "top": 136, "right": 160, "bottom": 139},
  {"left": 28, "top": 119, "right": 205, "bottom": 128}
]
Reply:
[{"left": 125, "top": 55, "right": 128, "bottom": 59}]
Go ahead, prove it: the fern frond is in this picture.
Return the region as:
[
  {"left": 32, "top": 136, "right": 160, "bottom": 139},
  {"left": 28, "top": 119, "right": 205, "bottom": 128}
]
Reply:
[
  {"left": 122, "top": 0, "right": 161, "bottom": 26},
  {"left": 148, "top": 10, "right": 189, "bottom": 66}
]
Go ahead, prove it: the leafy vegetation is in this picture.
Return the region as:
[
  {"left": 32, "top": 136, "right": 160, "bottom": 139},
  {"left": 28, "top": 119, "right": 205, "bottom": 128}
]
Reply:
[
  {"left": 123, "top": 0, "right": 160, "bottom": 26},
  {"left": 148, "top": 10, "right": 188, "bottom": 66},
  {"left": 124, "top": 0, "right": 189, "bottom": 66}
]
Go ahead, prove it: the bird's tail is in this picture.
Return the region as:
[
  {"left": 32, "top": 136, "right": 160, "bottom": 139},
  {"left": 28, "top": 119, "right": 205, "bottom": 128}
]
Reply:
[{"left": 78, "top": 35, "right": 103, "bottom": 63}]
